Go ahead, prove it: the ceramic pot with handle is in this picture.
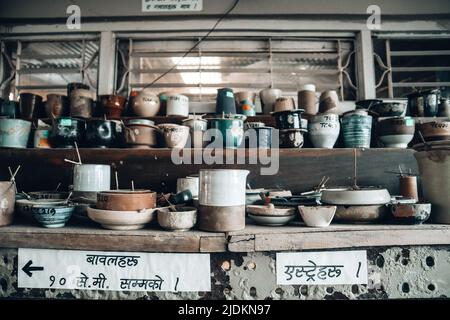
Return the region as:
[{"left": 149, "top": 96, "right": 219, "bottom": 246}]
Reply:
[
  {"left": 198, "top": 169, "right": 249, "bottom": 232},
  {"left": 73, "top": 164, "right": 111, "bottom": 192}
]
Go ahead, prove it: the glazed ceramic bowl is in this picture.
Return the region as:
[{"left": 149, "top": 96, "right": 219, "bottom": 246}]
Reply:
[
  {"left": 99, "top": 94, "right": 127, "bottom": 119},
  {"left": 246, "top": 204, "right": 295, "bottom": 216},
  {"left": 321, "top": 188, "right": 391, "bottom": 205},
  {"left": 49, "top": 117, "right": 85, "bottom": 148},
  {"left": 85, "top": 119, "right": 118, "bottom": 148},
  {"left": 16, "top": 198, "right": 67, "bottom": 220},
  {"left": 378, "top": 117, "right": 415, "bottom": 148},
  {"left": 0, "top": 119, "right": 32, "bottom": 148},
  {"left": 298, "top": 205, "right": 336, "bottom": 227},
  {"left": 87, "top": 206, "right": 156, "bottom": 230},
  {"left": 390, "top": 202, "right": 431, "bottom": 224},
  {"left": 132, "top": 90, "right": 160, "bottom": 116},
  {"left": 96, "top": 190, "right": 156, "bottom": 211},
  {"left": 417, "top": 121, "right": 450, "bottom": 141},
  {"left": 370, "top": 102, "right": 406, "bottom": 117},
  {"left": 335, "top": 204, "right": 387, "bottom": 222},
  {"left": 31, "top": 204, "right": 74, "bottom": 228},
  {"left": 260, "top": 88, "right": 282, "bottom": 114},
  {"left": 279, "top": 129, "right": 305, "bottom": 148},
  {"left": 158, "top": 123, "right": 190, "bottom": 148},
  {"left": 355, "top": 99, "right": 383, "bottom": 110},
  {"left": 157, "top": 206, "right": 198, "bottom": 231},
  {"left": 248, "top": 213, "right": 295, "bottom": 226}
]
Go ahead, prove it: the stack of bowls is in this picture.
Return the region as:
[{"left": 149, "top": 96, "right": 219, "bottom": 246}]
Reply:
[
  {"left": 246, "top": 203, "right": 295, "bottom": 226},
  {"left": 341, "top": 110, "right": 372, "bottom": 148},
  {"left": 88, "top": 189, "right": 156, "bottom": 230},
  {"left": 271, "top": 109, "right": 306, "bottom": 148}
]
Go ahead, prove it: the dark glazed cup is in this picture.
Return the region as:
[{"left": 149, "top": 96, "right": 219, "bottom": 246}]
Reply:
[
  {"left": 85, "top": 119, "right": 117, "bottom": 148},
  {"left": 19, "top": 93, "right": 44, "bottom": 120},
  {"left": 49, "top": 117, "right": 86, "bottom": 148}
]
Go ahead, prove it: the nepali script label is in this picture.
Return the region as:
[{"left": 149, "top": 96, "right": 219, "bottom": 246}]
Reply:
[
  {"left": 276, "top": 251, "right": 368, "bottom": 285},
  {"left": 18, "top": 248, "right": 211, "bottom": 292},
  {"left": 142, "top": 0, "right": 202, "bottom": 12}
]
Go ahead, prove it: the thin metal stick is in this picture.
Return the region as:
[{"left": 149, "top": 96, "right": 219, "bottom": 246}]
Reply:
[
  {"left": 131, "top": 180, "right": 135, "bottom": 191},
  {"left": 398, "top": 165, "right": 403, "bottom": 178},
  {"left": 115, "top": 171, "right": 119, "bottom": 190},
  {"left": 74, "top": 141, "right": 82, "bottom": 164},
  {"left": 55, "top": 183, "right": 61, "bottom": 191},
  {"left": 64, "top": 159, "right": 80, "bottom": 165}
]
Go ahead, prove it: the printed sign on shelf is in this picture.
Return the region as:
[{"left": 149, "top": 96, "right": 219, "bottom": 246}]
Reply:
[
  {"left": 276, "top": 250, "right": 368, "bottom": 285},
  {"left": 18, "top": 248, "right": 211, "bottom": 292},
  {"left": 142, "top": 0, "right": 202, "bottom": 12}
]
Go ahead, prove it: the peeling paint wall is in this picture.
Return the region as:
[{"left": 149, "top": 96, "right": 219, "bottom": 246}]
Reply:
[{"left": 1, "top": 247, "right": 449, "bottom": 300}]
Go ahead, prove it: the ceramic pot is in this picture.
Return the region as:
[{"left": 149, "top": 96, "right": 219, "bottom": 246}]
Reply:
[
  {"left": 216, "top": 88, "right": 236, "bottom": 115},
  {"left": 418, "top": 121, "right": 450, "bottom": 141},
  {"left": 99, "top": 95, "right": 126, "bottom": 119},
  {"left": 378, "top": 117, "right": 415, "bottom": 148},
  {"left": 370, "top": 102, "right": 406, "bottom": 117},
  {"left": 0, "top": 181, "right": 15, "bottom": 226},
  {"left": 321, "top": 188, "right": 391, "bottom": 205},
  {"left": 298, "top": 205, "right": 336, "bottom": 227},
  {"left": 132, "top": 89, "right": 160, "bottom": 117},
  {"left": 308, "top": 114, "right": 340, "bottom": 148},
  {"left": 85, "top": 119, "right": 118, "bottom": 148},
  {"left": 437, "top": 98, "right": 450, "bottom": 117},
  {"left": 67, "top": 82, "right": 89, "bottom": 97},
  {"left": 399, "top": 176, "right": 419, "bottom": 202},
  {"left": 97, "top": 190, "right": 156, "bottom": 211},
  {"left": 407, "top": 89, "right": 440, "bottom": 117},
  {"left": 182, "top": 117, "right": 208, "bottom": 148},
  {"left": 158, "top": 91, "right": 174, "bottom": 116},
  {"left": 335, "top": 204, "right": 387, "bottom": 222},
  {"left": 0, "top": 101, "right": 19, "bottom": 118},
  {"left": 33, "top": 127, "right": 51, "bottom": 148},
  {"left": 235, "top": 91, "right": 256, "bottom": 105},
  {"left": 208, "top": 116, "right": 245, "bottom": 148},
  {"left": 70, "top": 89, "right": 94, "bottom": 118},
  {"left": 279, "top": 129, "right": 305, "bottom": 148},
  {"left": 16, "top": 198, "right": 66, "bottom": 221},
  {"left": 319, "top": 91, "right": 339, "bottom": 114},
  {"left": 298, "top": 84, "right": 317, "bottom": 115},
  {"left": 158, "top": 123, "right": 189, "bottom": 149},
  {"left": 49, "top": 117, "right": 85, "bottom": 148},
  {"left": 87, "top": 206, "right": 155, "bottom": 230},
  {"left": 73, "top": 164, "right": 111, "bottom": 192},
  {"left": 273, "top": 97, "right": 295, "bottom": 113},
  {"left": 124, "top": 119, "right": 159, "bottom": 148},
  {"left": 157, "top": 207, "right": 197, "bottom": 232},
  {"left": 169, "top": 190, "right": 193, "bottom": 205},
  {"left": 45, "top": 94, "right": 69, "bottom": 118},
  {"left": 390, "top": 203, "right": 431, "bottom": 224},
  {"left": 355, "top": 99, "right": 383, "bottom": 110},
  {"left": 245, "top": 126, "right": 273, "bottom": 149},
  {"left": 32, "top": 204, "right": 74, "bottom": 228},
  {"left": 177, "top": 176, "right": 199, "bottom": 198},
  {"left": 341, "top": 110, "right": 372, "bottom": 148},
  {"left": 0, "top": 119, "right": 32, "bottom": 148},
  {"left": 272, "top": 109, "right": 305, "bottom": 130},
  {"left": 19, "top": 93, "right": 43, "bottom": 120},
  {"left": 198, "top": 169, "right": 249, "bottom": 232},
  {"left": 166, "top": 94, "right": 189, "bottom": 117},
  {"left": 415, "top": 150, "right": 450, "bottom": 223},
  {"left": 260, "top": 88, "right": 282, "bottom": 114},
  {"left": 238, "top": 99, "right": 256, "bottom": 116}
]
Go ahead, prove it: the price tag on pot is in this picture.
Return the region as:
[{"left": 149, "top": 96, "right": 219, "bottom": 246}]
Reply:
[
  {"left": 405, "top": 118, "right": 415, "bottom": 126},
  {"left": 18, "top": 248, "right": 211, "bottom": 292},
  {"left": 60, "top": 118, "right": 72, "bottom": 126},
  {"left": 276, "top": 251, "right": 367, "bottom": 285},
  {"left": 142, "top": 0, "right": 202, "bottom": 12}
]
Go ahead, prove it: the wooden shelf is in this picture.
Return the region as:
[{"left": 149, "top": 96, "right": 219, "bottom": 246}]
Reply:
[{"left": 1, "top": 221, "right": 449, "bottom": 253}]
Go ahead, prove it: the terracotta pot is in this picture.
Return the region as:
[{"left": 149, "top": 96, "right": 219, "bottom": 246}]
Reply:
[
  {"left": 319, "top": 90, "right": 339, "bottom": 114},
  {"left": 378, "top": 117, "right": 415, "bottom": 148},
  {"left": 0, "top": 181, "right": 15, "bottom": 226},
  {"left": 97, "top": 190, "right": 156, "bottom": 211},
  {"left": 298, "top": 84, "right": 317, "bottom": 115},
  {"left": 124, "top": 119, "right": 159, "bottom": 148},
  {"left": 158, "top": 123, "right": 189, "bottom": 148},
  {"left": 19, "top": 93, "right": 44, "bottom": 120},
  {"left": 99, "top": 95, "right": 126, "bottom": 119},
  {"left": 133, "top": 89, "right": 160, "bottom": 116},
  {"left": 259, "top": 88, "right": 282, "bottom": 114},
  {"left": 70, "top": 89, "right": 94, "bottom": 118},
  {"left": 274, "top": 97, "right": 295, "bottom": 113},
  {"left": 45, "top": 94, "right": 69, "bottom": 118},
  {"left": 417, "top": 121, "right": 450, "bottom": 141},
  {"left": 399, "top": 176, "right": 419, "bottom": 201}
]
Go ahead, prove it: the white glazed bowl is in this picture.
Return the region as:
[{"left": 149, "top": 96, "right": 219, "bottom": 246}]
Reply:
[
  {"left": 248, "top": 213, "right": 294, "bottom": 226},
  {"left": 87, "top": 206, "right": 155, "bottom": 230},
  {"left": 298, "top": 205, "right": 336, "bottom": 227},
  {"left": 379, "top": 134, "right": 414, "bottom": 148}
]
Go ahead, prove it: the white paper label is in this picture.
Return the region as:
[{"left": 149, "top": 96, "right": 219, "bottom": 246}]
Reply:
[
  {"left": 276, "top": 251, "right": 368, "bottom": 285},
  {"left": 142, "top": 0, "right": 202, "bottom": 12},
  {"left": 18, "top": 248, "right": 211, "bottom": 292}
]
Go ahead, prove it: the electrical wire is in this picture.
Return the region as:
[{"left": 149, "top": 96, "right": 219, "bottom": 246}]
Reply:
[{"left": 142, "top": 0, "right": 240, "bottom": 90}]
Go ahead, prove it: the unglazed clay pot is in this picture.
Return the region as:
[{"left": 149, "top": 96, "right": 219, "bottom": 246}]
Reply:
[
  {"left": 97, "top": 190, "right": 156, "bottom": 211},
  {"left": 0, "top": 181, "right": 15, "bottom": 226},
  {"left": 319, "top": 90, "right": 339, "bottom": 114},
  {"left": 273, "top": 97, "right": 295, "bottom": 113},
  {"left": 378, "top": 117, "right": 415, "bottom": 148},
  {"left": 70, "top": 89, "right": 94, "bottom": 118},
  {"left": 308, "top": 113, "right": 340, "bottom": 148},
  {"left": 45, "top": 94, "right": 69, "bottom": 118},
  {"left": 334, "top": 204, "right": 387, "bottom": 222},
  {"left": 298, "top": 84, "right": 317, "bottom": 115},
  {"left": 260, "top": 88, "right": 282, "bottom": 114},
  {"left": 158, "top": 123, "right": 190, "bottom": 148},
  {"left": 133, "top": 89, "right": 160, "bottom": 116}
]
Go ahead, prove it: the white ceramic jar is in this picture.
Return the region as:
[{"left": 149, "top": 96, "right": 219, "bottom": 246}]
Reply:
[
  {"left": 166, "top": 94, "right": 189, "bottom": 117},
  {"left": 73, "top": 164, "right": 111, "bottom": 192},
  {"left": 308, "top": 114, "right": 340, "bottom": 148},
  {"left": 199, "top": 169, "right": 249, "bottom": 206}
]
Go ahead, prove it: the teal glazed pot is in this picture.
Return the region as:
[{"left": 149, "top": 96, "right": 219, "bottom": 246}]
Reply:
[
  {"left": 239, "top": 99, "right": 256, "bottom": 116},
  {"left": 32, "top": 204, "right": 75, "bottom": 228},
  {"left": 208, "top": 115, "right": 246, "bottom": 148},
  {"left": 341, "top": 110, "right": 372, "bottom": 148},
  {"left": 0, "top": 118, "right": 32, "bottom": 148},
  {"left": 0, "top": 101, "right": 20, "bottom": 118},
  {"left": 216, "top": 88, "right": 236, "bottom": 115}
]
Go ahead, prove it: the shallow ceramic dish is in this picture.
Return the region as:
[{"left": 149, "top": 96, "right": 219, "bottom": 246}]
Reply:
[
  {"left": 87, "top": 206, "right": 156, "bottom": 230},
  {"left": 369, "top": 102, "right": 406, "bottom": 117},
  {"left": 298, "top": 205, "right": 336, "bottom": 227},
  {"left": 96, "top": 190, "right": 156, "bottom": 211},
  {"left": 246, "top": 204, "right": 295, "bottom": 216},
  {"left": 335, "top": 205, "right": 387, "bottom": 222},
  {"left": 321, "top": 188, "right": 391, "bottom": 205},
  {"left": 157, "top": 206, "right": 197, "bottom": 231},
  {"left": 31, "top": 204, "right": 75, "bottom": 228},
  {"left": 248, "top": 213, "right": 295, "bottom": 226},
  {"left": 390, "top": 203, "right": 431, "bottom": 224}
]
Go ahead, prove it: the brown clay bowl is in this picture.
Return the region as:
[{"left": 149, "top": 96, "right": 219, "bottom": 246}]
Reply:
[
  {"left": 417, "top": 120, "right": 450, "bottom": 141},
  {"left": 96, "top": 190, "right": 156, "bottom": 211}
]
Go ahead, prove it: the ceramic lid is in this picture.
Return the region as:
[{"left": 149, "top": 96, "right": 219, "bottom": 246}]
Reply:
[
  {"left": 299, "top": 84, "right": 316, "bottom": 92},
  {"left": 126, "top": 119, "right": 155, "bottom": 126}
]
